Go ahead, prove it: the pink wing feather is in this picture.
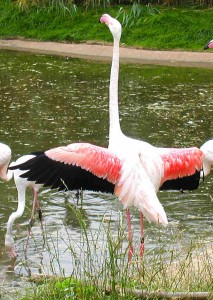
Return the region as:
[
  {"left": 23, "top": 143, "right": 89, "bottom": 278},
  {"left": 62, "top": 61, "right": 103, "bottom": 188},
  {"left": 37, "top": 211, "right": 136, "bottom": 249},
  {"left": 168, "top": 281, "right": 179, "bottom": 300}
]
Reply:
[
  {"left": 161, "top": 147, "right": 203, "bottom": 183},
  {"left": 45, "top": 143, "right": 122, "bottom": 184}
]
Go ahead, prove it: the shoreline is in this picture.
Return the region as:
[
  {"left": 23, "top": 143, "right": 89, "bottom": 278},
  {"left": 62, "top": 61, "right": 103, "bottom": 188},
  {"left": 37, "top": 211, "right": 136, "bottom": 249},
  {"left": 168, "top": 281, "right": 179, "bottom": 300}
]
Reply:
[
  {"left": 0, "top": 39, "right": 213, "bottom": 68},
  {"left": 0, "top": 39, "right": 213, "bottom": 69}
]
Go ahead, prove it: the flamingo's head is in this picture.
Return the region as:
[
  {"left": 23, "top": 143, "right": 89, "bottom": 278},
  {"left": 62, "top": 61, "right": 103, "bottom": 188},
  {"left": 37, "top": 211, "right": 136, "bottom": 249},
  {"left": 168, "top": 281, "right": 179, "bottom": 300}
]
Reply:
[
  {"left": 204, "top": 39, "right": 213, "bottom": 50},
  {"left": 100, "top": 14, "right": 122, "bottom": 40}
]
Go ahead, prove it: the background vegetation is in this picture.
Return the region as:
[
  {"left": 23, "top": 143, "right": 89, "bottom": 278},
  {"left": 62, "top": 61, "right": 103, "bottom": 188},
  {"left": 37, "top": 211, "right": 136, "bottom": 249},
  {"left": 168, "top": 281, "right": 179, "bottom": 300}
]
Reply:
[
  {"left": 0, "top": 1, "right": 212, "bottom": 51},
  {"left": 13, "top": 0, "right": 213, "bottom": 8}
]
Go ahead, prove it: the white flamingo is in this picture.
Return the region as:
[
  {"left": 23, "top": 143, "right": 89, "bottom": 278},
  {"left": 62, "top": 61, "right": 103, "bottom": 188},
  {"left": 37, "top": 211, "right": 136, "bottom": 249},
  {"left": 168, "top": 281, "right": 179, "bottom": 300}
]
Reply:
[
  {"left": 0, "top": 142, "right": 42, "bottom": 258},
  {"left": 99, "top": 13, "right": 213, "bottom": 258}
]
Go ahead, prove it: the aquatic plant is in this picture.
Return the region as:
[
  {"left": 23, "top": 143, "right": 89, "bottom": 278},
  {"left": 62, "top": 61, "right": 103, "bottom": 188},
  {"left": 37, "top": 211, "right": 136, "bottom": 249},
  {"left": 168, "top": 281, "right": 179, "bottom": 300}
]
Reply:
[{"left": 19, "top": 204, "right": 213, "bottom": 299}]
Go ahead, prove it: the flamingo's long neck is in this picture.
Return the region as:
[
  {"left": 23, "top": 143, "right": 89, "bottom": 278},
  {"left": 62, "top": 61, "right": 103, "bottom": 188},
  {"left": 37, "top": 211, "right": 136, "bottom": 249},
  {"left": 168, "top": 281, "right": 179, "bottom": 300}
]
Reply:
[
  {"left": 5, "top": 186, "right": 26, "bottom": 248},
  {"left": 109, "top": 35, "right": 122, "bottom": 148},
  {"left": 0, "top": 165, "right": 13, "bottom": 182}
]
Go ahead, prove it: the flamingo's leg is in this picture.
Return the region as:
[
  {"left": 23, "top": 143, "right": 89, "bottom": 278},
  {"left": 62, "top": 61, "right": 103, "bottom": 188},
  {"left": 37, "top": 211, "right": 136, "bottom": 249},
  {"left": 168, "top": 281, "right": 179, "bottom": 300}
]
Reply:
[
  {"left": 139, "top": 212, "right": 144, "bottom": 259},
  {"left": 26, "top": 189, "right": 38, "bottom": 249},
  {"left": 126, "top": 208, "right": 133, "bottom": 262}
]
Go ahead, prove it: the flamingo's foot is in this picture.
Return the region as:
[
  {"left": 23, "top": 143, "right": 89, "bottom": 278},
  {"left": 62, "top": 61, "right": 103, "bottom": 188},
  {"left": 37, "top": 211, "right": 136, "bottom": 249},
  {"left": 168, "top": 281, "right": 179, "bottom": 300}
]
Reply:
[
  {"left": 128, "top": 244, "right": 134, "bottom": 262},
  {"left": 5, "top": 235, "right": 17, "bottom": 259}
]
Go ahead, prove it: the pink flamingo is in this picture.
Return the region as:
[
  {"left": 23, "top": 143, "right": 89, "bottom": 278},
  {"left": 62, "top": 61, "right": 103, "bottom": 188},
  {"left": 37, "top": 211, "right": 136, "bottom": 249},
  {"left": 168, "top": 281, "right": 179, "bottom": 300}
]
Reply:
[
  {"left": 100, "top": 13, "right": 213, "bottom": 259},
  {"left": 4, "top": 16, "right": 213, "bottom": 260},
  {"left": 9, "top": 142, "right": 170, "bottom": 260},
  {"left": 7, "top": 15, "right": 213, "bottom": 261},
  {"left": 0, "top": 142, "right": 42, "bottom": 258},
  {"left": 9, "top": 138, "right": 211, "bottom": 261},
  {"left": 204, "top": 39, "right": 213, "bottom": 50}
]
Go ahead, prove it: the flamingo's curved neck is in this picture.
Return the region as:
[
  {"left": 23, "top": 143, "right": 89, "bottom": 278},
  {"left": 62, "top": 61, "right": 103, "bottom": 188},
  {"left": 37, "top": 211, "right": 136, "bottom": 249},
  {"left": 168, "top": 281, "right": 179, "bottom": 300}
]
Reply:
[
  {"left": 0, "top": 166, "right": 13, "bottom": 182},
  {"left": 5, "top": 186, "right": 26, "bottom": 244},
  {"left": 109, "top": 36, "right": 122, "bottom": 147}
]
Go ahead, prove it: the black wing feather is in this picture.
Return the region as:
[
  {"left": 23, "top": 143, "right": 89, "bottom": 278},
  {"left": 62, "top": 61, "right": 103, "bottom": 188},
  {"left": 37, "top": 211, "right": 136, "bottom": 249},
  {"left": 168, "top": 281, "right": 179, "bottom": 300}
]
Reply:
[
  {"left": 9, "top": 153, "right": 115, "bottom": 194},
  {"left": 160, "top": 170, "right": 200, "bottom": 191}
]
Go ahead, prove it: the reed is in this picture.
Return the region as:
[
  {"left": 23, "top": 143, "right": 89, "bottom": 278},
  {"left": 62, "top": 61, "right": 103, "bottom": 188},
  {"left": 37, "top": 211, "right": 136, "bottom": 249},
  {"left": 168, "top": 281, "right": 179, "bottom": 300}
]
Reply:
[
  {"left": 19, "top": 204, "right": 213, "bottom": 300},
  {"left": 14, "top": 0, "right": 77, "bottom": 15},
  {"left": 116, "top": 3, "right": 160, "bottom": 28}
]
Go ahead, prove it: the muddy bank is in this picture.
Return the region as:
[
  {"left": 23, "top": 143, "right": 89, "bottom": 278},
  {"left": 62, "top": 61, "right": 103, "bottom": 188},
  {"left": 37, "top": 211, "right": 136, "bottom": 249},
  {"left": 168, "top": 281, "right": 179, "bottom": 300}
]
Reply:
[{"left": 0, "top": 39, "right": 213, "bottom": 68}]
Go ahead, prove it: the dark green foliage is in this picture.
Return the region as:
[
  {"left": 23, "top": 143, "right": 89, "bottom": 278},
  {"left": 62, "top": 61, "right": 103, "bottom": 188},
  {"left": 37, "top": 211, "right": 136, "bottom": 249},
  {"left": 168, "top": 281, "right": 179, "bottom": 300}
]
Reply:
[
  {"left": 121, "top": 7, "right": 213, "bottom": 50},
  {"left": 1, "top": 2, "right": 212, "bottom": 50}
]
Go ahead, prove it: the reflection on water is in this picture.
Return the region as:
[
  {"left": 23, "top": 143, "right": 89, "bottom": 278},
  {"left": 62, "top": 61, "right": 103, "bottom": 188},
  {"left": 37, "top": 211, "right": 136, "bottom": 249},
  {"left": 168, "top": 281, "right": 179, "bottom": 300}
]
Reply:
[{"left": 0, "top": 50, "right": 212, "bottom": 290}]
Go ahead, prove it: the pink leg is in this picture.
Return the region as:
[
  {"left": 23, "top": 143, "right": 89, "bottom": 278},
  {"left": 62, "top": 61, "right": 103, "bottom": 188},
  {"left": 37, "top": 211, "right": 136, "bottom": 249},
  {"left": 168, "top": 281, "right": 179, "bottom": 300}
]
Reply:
[
  {"left": 139, "top": 212, "right": 144, "bottom": 259},
  {"left": 26, "top": 189, "right": 43, "bottom": 250},
  {"left": 26, "top": 190, "right": 36, "bottom": 249},
  {"left": 126, "top": 208, "right": 134, "bottom": 262}
]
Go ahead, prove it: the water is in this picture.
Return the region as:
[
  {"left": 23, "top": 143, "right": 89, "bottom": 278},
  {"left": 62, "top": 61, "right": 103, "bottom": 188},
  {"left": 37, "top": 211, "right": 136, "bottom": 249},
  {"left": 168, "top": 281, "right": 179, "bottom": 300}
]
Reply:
[{"left": 0, "top": 50, "right": 212, "bottom": 292}]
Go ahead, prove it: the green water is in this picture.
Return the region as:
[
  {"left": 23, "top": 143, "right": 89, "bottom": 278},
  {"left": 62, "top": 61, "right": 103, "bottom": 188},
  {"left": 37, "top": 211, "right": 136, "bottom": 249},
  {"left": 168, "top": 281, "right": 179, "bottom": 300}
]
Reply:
[{"left": 0, "top": 50, "right": 212, "bottom": 290}]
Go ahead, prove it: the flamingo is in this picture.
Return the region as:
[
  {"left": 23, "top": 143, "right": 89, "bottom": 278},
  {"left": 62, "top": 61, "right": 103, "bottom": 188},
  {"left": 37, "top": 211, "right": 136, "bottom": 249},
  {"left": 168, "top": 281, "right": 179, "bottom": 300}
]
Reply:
[
  {"left": 7, "top": 15, "right": 213, "bottom": 261},
  {"left": 204, "top": 39, "right": 213, "bottom": 50},
  {"left": 9, "top": 140, "right": 207, "bottom": 261},
  {"left": 99, "top": 13, "right": 213, "bottom": 258},
  {"left": 9, "top": 142, "right": 170, "bottom": 255},
  {"left": 0, "top": 142, "right": 42, "bottom": 258},
  {"left": 4, "top": 18, "right": 213, "bottom": 261}
]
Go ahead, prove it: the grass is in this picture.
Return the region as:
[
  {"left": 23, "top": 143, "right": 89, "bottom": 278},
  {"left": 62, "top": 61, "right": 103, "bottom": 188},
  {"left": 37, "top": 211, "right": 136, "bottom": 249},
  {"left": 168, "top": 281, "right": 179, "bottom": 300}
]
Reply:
[
  {"left": 0, "top": 2, "right": 212, "bottom": 50},
  {"left": 16, "top": 204, "right": 213, "bottom": 300}
]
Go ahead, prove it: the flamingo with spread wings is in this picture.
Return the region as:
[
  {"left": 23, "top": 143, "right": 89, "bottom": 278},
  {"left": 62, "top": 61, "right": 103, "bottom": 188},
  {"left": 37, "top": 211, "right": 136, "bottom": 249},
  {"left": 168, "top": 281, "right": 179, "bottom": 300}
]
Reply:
[
  {"left": 8, "top": 138, "right": 208, "bottom": 261},
  {"left": 2, "top": 16, "right": 213, "bottom": 261},
  {"left": 2, "top": 140, "right": 166, "bottom": 259},
  {"left": 99, "top": 13, "right": 213, "bottom": 258}
]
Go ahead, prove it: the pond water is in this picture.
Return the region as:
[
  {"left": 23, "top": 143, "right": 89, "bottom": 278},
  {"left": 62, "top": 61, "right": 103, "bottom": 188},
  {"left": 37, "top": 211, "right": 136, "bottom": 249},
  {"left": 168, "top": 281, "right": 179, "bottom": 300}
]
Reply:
[{"left": 0, "top": 50, "right": 212, "bottom": 294}]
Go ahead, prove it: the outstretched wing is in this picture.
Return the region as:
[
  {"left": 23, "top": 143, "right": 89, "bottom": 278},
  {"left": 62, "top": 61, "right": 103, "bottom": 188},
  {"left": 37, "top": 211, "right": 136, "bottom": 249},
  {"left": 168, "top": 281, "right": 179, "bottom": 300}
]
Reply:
[
  {"left": 9, "top": 142, "right": 168, "bottom": 225},
  {"left": 160, "top": 170, "right": 200, "bottom": 191},
  {"left": 160, "top": 147, "right": 203, "bottom": 183},
  {"left": 9, "top": 143, "right": 122, "bottom": 194}
]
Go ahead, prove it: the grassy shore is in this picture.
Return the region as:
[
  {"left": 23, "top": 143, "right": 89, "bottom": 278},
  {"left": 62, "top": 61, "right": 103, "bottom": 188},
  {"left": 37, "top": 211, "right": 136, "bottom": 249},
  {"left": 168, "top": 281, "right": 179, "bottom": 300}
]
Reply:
[
  {"left": 0, "top": 2, "right": 212, "bottom": 51},
  {"left": 8, "top": 205, "right": 211, "bottom": 300},
  {"left": 18, "top": 206, "right": 213, "bottom": 300}
]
